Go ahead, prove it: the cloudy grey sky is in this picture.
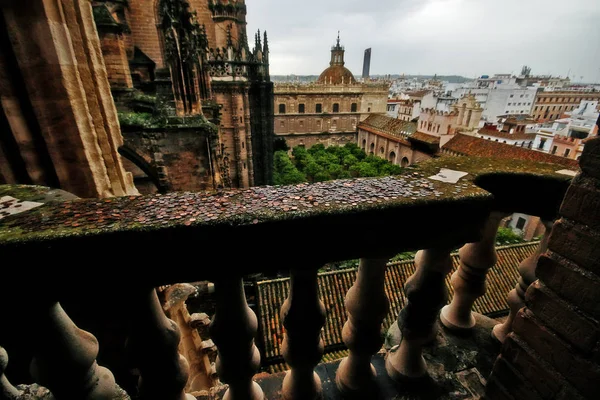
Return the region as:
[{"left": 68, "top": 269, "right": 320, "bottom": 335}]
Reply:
[{"left": 246, "top": 0, "right": 600, "bottom": 82}]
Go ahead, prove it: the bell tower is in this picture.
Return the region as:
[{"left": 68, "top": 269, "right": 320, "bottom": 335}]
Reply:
[{"left": 330, "top": 31, "right": 345, "bottom": 66}]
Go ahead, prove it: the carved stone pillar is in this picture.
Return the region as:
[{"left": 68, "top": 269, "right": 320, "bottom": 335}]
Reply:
[
  {"left": 30, "top": 301, "right": 125, "bottom": 399},
  {"left": 127, "top": 288, "right": 194, "bottom": 400},
  {"left": 163, "top": 284, "right": 219, "bottom": 392},
  {"left": 440, "top": 212, "right": 509, "bottom": 331},
  {"left": 209, "top": 277, "right": 263, "bottom": 400},
  {"left": 336, "top": 257, "right": 389, "bottom": 396},
  {"left": 281, "top": 268, "right": 326, "bottom": 400},
  {"left": 0, "top": 346, "right": 21, "bottom": 398},
  {"left": 386, "top": 248, "right": 453, "bottom": 380},
  {"left": 492, "top": 220, "right": 553, "bottom": 342}
]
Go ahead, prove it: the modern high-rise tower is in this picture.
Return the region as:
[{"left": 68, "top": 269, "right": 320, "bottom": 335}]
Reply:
[{"left": 362, "top": 48, "right": 372, "bottom": 80}]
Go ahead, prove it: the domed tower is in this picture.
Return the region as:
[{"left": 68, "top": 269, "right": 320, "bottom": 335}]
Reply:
[{"left": 317, "top": 33, "right": 356, "bottom": 85}]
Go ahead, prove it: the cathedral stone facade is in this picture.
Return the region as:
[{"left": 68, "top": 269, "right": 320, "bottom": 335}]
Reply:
[
  {"left": 274, "top": 35, "right": 388, "bottom": 149},
  {"left": 93, "top": 0, "right": 274, "bottom": 192}
]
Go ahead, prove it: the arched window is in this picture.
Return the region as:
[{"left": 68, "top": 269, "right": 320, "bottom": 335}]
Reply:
[
  {"left": 401, "top": 157, "right": 409, "bottom": 167},
  {"left": 362, "top": 139, "right": 366, "bottom": 149},
  {"left": 369, "top": 142, "right": 375, "bottom": 155},
  {"left": 389, "top": 151, "right": 396, "bottom": 163},
  {"left": 380, "top": 147, "right": 385, "bottom": 154},
  {"left": 279, "top": 104, "right": 286, "bottom": 114},
  {"left": 351, "top": 103, "right": 358, "bottom": 112},
  {"left": 333, "top": 103, "right": 340, "bottom": 113}
]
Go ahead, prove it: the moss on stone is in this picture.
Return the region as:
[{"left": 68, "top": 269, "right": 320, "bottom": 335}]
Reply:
[{"left": 0, "top": 157, "right": 574, "bottom": 247}]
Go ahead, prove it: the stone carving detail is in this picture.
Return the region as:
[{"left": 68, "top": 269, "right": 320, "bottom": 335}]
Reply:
[{"left": 159, "top": 0, "right": 210, "bottom": 113}]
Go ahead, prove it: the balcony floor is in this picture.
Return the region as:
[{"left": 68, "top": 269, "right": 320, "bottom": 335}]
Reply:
[{"left": 206, "top": 313, "right": 501, "bottom": 399}]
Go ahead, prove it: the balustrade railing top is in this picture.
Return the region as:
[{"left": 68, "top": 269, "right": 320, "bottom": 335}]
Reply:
[{"left": 0, "top": 157, "right": 573, "bottom": 280}]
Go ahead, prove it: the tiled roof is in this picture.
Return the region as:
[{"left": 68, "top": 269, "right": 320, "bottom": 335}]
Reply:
[
  {"left": 407, "top": 90, "right": 432, "bottom": 98},
  {"left": 256, "top": 242, "right": 539, "bottom": 365},
  {"left": 443, "top": 134, "right": 579, "bottom": 168},
  {"left": 477, "top": 129, "right": 536, "bottom": 141},
  {"left": 410, "top": 131, "right": 441, "bottom": 144},
  {"left": 358, "top": 114, "right": 417, "bottom": 139}
]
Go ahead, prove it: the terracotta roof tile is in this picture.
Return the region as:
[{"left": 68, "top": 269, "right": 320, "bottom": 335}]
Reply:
[
  {"left": 477, "top": 129, "right": 537, "bottom": 141},
  {"left": 410, "top": 131, "right": 440, "bottom": 144},
  {"left": 256, "top": 242, "right": 539, "bottom": 365},
  {"left": 358, "top": 114, "right": 417, "bottom": 139},
  {"left": 443, "top": 134, "right": 579, "bottom": 168}
]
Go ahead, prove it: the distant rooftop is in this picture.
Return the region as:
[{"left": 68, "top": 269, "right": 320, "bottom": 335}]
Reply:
[{"left": 444, "top": 134, "right": 579, "bottom": 168}]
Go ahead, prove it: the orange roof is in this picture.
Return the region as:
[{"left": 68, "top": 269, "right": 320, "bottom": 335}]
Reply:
[
  {"left": 477, "top": 129, "right": 537, "bottom": 141},
  {"left": 358, "top": 114, "right": 417, "bottom": 139},
  {"left": 317, "top": 65, "right": 356, "bottom": 85},
  {"left": 256, "top": 242, "right": 540, "bottom": 364},
  {"left": 410, "top": 131, "right": 440, "bottom": 145},
  {"left": 443, "top": 134, "right": 579, "bottom": 168}
]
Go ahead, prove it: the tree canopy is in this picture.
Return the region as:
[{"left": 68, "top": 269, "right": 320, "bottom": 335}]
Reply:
[{"left": 273, "top": 143, "right": 403, "bottom": 184}]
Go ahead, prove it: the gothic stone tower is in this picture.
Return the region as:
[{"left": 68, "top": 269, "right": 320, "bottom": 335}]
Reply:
[
  {"left": 92, "top": 0, "right": 273, "bottom": 190},
  {"left": 204, "top": 0, "right": 273, "bottom": 188}
]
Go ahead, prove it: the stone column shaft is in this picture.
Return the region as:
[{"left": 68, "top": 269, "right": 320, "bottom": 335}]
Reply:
[
  {"left": 281, "top": 268, "right": 326, "bottom": 400},
  {"left": 386, "top": 248, "right": 453, "bottom": 380},
  {"left": 127, "top": 288, "right": 194, "bottom": 400},
  {"left": 336, "top": 257, "right": 389, "bottom": 396},
  {"left": 209, "top": 277, "right": 263, "bottom": 400},
  {"left": 492, "top": 220, "right": 553, "bottom": 343},
  {"left": 441, "top": 212, "right": 509, "bottom": 331}
]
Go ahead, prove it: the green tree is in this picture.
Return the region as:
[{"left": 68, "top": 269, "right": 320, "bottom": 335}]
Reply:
[
  {"left": 273, "top": 151, "right": 306, "bottom": 185},
  {"left": 349, "top": 161, "right": 379, "bottom": 177},
  {"left": 495, "top": 227, "right": 526, "bottom": 246}
]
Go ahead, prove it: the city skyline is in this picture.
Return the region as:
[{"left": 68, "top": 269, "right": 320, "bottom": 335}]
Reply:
[{"left": 246, "top": 0, "right": 600, "bottom": 82}]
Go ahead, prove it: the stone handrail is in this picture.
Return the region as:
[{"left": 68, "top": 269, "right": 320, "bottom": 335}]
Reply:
[{"left": 0, "top": 156, "right": 575, "bottom": 399}]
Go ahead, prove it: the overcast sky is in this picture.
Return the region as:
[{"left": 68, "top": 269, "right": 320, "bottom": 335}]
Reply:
[{"left": 246, "top": 0, "right": 600, "bottom": 82}]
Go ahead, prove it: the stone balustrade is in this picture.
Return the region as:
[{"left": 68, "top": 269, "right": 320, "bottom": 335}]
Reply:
[{"left": 0, "top": 156, "right": 575, "bottom": 399}]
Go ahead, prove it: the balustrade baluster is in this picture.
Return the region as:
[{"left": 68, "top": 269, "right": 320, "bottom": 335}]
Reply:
[
  {"left": 440, "top": 212, "right": 509, "bottom": 331},
  {"left": 335, "top": 257, "right": 389, "bottom": 396},
  {"left": 281, "top": 268, "right": 326, "bottom": 400},
  {"left": 30, "top": 301, "right": 125, "bottom": 399},
  {"left": 209, "top": 277, "right": 263, "bottom": 400},
  {"left": 128, "top": 288, "right": 194, "bottom": 400},
  {"left": 386, "top": 248, "right": 453, "bottom": 380},
  {"left": 492, "top": 220, "right": 553, "bottom": 342},
  {"left": 0, "top": 346, "right": 21, "bottom": 398}
]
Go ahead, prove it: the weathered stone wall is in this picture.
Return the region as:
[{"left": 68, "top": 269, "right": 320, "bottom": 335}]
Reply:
[
  {"left": 485, "top": 137, "right": 600, "bottom": 399},
  {"left": 99, "top": 31, "right": 133, "bottom": 89},
  {"left": 0, "top": 0, "right": 137, "bottom": 198},
  {"left": 281, "top": 132, "right": 356, "bottom": 149},
  {"left": 122, "top": 126, "right": 216, "bottom": 193},
  {"left": 357, "top": 129, "right": 432, "bottom": 167},
  {"left": 213, "top": 85, "right": 252, "bottom": 188},
  {"left": 126, "top": 0, "right": 164, "bottom": 69}
]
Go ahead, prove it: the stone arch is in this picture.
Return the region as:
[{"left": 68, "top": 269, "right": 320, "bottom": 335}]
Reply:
[
  {"left": 401, "top": 157, "right": 409, "bottom": 167},
  {"left": 389, "top": 151, "right": 396, "bottom": 163},
  {"left": 119, "top": 145, "right": 167, "bottom": 193},
  {"left": 369, "top": 142, "right": 375, "bottom": 155},
  {"left": 361, "top": 139, "right": 366, "bottom": 150}
]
